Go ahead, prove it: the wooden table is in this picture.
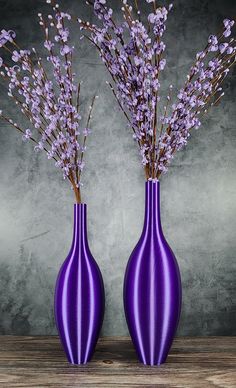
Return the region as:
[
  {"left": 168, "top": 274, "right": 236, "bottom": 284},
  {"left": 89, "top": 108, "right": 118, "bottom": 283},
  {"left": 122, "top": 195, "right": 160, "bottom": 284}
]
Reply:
[{"left": 0, "top": 336, "right": 235, "bottom": 387}]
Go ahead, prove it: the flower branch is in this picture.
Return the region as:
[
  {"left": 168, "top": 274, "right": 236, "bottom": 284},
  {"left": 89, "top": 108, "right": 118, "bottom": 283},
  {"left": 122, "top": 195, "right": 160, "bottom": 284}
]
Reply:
[
  {"left": 80, "top": 0, "right": 235, "bottom": 180},
  {"left": 0, "top": 1, "right": 97, "bottom": 203}
]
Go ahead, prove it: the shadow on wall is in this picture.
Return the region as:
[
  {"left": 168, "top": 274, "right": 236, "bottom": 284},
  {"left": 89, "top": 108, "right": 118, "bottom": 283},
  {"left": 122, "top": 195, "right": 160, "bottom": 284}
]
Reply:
[{"left": 0, "top": 246, "right": 55, "bottom": 335}]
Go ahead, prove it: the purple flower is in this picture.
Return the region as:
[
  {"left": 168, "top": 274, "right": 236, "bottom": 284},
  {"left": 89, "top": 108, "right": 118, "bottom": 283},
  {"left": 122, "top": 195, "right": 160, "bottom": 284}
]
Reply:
[
  {"left": 60, "top": 45, "right": 72, "bottom": 55},
  {"left": 44, "top": 40, "right": 54, "bottom": 51},
  {"left": 223, "top": 29, "right": 231, "bottom": 38},
  {"left": 226, "top": 46, "right": 234, "bottom": 54},
  {"left": 83, "top": 128, "right": 91, "bottom": 136},
  {"left": 219, "top": 43, "right": 228, "bottom": 54},
  {"left": 22, "top": 128, "right": 32, "bottom": 142},
  {"left": 148, "top": 13, "right": 156, "bottom": 24},
  {"left": 223, "top": 19, "right": 234, "bottom": 38},
  {"left": 12, "top": 50, "right": 21, "bottom": 62},
  {"left": 223, "top": 19, "right": 234, "bottom": 28},
  {"left": 159, "top": 59, "right": 166, "bottom": 71},
  {"left": 0, "top": 29, "right": 16, "bottom": 47},
  {"left": 208, "top": 35, "right": 218, "bottom": 51},
  {"left": 60, "top": 12, "right": 71, "bottom": 21},
  {"left": 77, "top": 161, "right": 85, "bottom": 171},
  {"left": 11, "top": 49, "right": 30, "bottom": 63},
  {"left": 134, "top": 56, "right": 143, "bottom": 66},
  {"left": 34, "top": 142, "right": 44, "bottom": 152}
]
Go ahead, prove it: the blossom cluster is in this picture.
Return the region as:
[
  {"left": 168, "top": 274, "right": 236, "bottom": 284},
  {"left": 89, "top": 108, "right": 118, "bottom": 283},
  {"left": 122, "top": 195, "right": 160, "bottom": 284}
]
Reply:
[
  {"left": 82, "top": 0, "right": 235, "bottom": 179},
  {"left": 156, "top": 18, "right": 236, "bottom": 174},
  {"left": 0, "top": 1, "right": 95, "bottom": 202}
]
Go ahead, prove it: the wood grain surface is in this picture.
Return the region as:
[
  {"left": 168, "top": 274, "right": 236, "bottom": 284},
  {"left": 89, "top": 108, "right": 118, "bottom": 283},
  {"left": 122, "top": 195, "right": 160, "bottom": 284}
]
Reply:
[{"left": 0, "top": 336, "right": 235, "bottom": 387}]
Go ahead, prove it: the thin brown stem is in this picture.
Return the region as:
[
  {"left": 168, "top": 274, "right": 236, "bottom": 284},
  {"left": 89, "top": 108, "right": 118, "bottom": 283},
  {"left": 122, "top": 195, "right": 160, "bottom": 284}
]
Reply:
[
  {"left": 69, "top": 174, "right": 82, "bottom": 203},
  {"left": 78, "top": 95, "right": 96, "bottom": 181}
]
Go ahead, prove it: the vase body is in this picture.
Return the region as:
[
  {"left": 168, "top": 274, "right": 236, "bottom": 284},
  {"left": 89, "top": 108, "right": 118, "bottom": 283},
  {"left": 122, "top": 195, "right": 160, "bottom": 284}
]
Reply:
[
  {"left": 124, "top": 181, "right": 182, "bottom": 366},
  {"left": 54, "top": 204, "right": 105, "bottom": 365}
]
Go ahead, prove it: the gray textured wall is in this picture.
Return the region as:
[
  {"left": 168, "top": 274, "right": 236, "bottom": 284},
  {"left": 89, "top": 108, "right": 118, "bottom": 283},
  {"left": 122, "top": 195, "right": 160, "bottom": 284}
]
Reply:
[{"left": 0, "top": 0, "right": 235, "bottom": 336}]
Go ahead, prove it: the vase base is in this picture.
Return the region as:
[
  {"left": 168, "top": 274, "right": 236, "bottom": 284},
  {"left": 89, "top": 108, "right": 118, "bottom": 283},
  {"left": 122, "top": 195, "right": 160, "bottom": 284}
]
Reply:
[
  {"left": 141, "top": 360, "right": 166, "bottom": 367},
  {"left": 66, "top": 355, "right": 93, "bottom": 365},
  {"left": 138, "top": 357, "right": 167, "bottom": 367},
  {"left": 69, "top": 360, "right": 91, "bottom": 366}
]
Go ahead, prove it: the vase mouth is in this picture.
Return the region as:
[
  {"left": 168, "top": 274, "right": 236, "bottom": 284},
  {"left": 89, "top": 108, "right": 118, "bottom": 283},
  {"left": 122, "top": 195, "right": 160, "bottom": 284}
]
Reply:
[
  {"left": 74, "top": 203, "right": 87, "bottom": 207},
  {"left": 146, "top": 179, "right": 160, "bottom": 184}
]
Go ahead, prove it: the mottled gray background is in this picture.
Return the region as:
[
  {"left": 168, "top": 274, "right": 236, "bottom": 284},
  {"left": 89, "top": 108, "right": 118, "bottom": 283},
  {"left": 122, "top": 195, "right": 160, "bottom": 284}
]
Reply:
[{"left": 0, "top": 0, "right": 235, "bottom": 336}]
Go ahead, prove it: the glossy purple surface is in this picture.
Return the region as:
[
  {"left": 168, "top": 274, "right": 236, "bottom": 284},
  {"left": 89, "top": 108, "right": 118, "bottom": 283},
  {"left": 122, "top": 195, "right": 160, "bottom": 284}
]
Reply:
[
  {"left": 124, "top": 181, "right": 182, "bottom": 366},
  {"left": 54, "top": 204, "right": 104, "bottom": 365}
]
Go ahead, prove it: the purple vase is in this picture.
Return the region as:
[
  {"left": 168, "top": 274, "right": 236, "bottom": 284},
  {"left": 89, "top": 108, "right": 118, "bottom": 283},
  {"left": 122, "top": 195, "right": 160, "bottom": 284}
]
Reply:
[
  {"left": 124, "top": 180, "right": 182, "bottom": 366},
  {"left": 54, "top": 204, "right": 105, "bottom": 365}
]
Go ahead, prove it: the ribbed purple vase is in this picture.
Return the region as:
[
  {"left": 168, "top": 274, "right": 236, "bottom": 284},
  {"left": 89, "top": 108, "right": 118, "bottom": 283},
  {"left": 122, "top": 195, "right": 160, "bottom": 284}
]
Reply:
[
  {"left": 54, "top": 204, "right": 105, "bottom": 365},
  {"left": 124, "top": 180, "right": 182, "bottom": 366}
]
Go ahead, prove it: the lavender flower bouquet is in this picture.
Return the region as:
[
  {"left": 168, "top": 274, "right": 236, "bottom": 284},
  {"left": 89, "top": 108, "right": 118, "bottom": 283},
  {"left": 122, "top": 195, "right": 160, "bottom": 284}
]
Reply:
[
  {"left": 81, "top": 0, "right": 235, "bottom": 180},
  {"left": 0, "top": 1, "right": 96, "bottom": 203}
]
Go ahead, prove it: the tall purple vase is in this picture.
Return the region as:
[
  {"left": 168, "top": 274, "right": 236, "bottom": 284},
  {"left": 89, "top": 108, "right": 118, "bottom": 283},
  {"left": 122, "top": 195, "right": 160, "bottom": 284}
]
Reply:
[
  {"left": 124, "top": 181, "right": 182, "bottom": 366},
  {"left": 54, "top": 204, "right": 105, "bottom": 365}
]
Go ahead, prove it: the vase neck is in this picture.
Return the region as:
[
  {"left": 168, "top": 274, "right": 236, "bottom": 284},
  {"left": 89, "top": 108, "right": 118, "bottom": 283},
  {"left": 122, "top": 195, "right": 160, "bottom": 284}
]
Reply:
[
  {"left": 143, "top": 181, "right": 163, "bottom": 236},
  {"left": 72, "top": 204, "right": 88, "bottom": 248}
]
